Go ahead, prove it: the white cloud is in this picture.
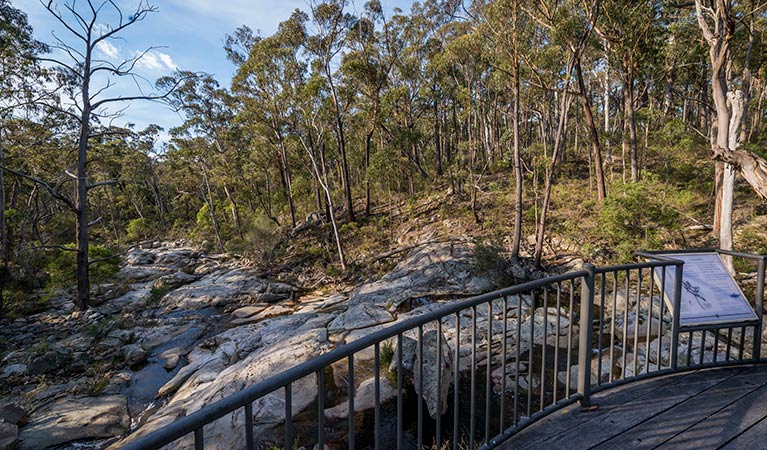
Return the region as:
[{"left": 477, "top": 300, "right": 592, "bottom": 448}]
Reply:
[
  {"left": 96, "top": 41, "right": 120, "bottom": 59},
  {"left": 156, "top": 52, "right": 178, "bottom": 70},
  {"left": 135, "top": 50, "right": 178, "bottom": 71}
]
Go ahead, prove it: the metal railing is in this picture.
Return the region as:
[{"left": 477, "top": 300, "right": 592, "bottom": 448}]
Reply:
[{"left": 119, "top": 249, "right": 766, "bottom": 450}]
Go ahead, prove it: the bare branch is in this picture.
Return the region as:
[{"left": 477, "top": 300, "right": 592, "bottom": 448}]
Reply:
[
  {"left": 41, "top": 0, "right": 87, "bottom": 42},
  {"left": 91, "top": 74, "right": 190, "bottom": 110},
  {"left": 91, "top": 2, "right": 158, "bottom": 48},
  {"left": 0, "top": 165, "right": 77, "bottom": 212},
  {"left": 35, "top": 56, "right": 81, "bottom": 78},
  {"left": 63, "top": 1, "right": 91, "bottom": 36},
  {"left": 88, "top": 240, "right": 155, "bottom": 266},
  {"left": 87, "top": 179, "right": 118, "bottom": 190}
]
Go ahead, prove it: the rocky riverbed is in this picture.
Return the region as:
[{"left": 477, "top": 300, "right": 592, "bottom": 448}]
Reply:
[{"left": 0, "top": 240, "right": 522, "bottom": 449}]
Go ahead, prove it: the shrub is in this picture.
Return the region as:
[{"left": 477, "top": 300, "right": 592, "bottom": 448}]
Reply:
[
  {"left": 126, "top": 217, "right": 153, "bottom": 242},
  {"left": 46, "top": 244, "right": 120, "bottom": 288},
  {"left": 599, "top": 177, "right": 683, "bottom": 262}
]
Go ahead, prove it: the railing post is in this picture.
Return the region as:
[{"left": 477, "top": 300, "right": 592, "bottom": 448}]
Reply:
[
  {"left": 670, "top": 261, "right": 684, "bottom": 370},
  {"left": 753, "top": 258, "right": 765, "bottom": 361},
  {"left": 578, "top": 263, "right": 595, "bottom": 407}
]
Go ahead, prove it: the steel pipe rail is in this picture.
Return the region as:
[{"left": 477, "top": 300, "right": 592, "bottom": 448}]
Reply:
[{"left": 119, "top": 249, "right": 766, "bottom": 450}]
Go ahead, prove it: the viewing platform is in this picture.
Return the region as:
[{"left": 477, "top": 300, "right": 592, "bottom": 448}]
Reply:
[{"left": 503, "top": 364, "right": 767, "bottom": 450}]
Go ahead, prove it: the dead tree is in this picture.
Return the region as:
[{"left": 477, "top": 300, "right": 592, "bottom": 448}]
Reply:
[{"left": 17, "top": 0, "right": 183, "bottom": 310}]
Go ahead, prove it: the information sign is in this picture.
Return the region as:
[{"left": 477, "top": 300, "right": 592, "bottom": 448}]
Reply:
[{"left": 653, "top": 252, "right": 758, "bottom": 327}]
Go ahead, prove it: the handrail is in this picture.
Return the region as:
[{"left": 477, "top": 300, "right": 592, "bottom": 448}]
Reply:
[
  {"left": 121, "top": 269, "right": 588, "bottom": 450},
  {"left": 118, "top": 250, "right": 766, "bottom": 450}
]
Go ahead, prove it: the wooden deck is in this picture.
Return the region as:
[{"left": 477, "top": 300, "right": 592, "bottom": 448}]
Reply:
[{"left": 500, "top": 364, "right": 767, "bottom": 450}]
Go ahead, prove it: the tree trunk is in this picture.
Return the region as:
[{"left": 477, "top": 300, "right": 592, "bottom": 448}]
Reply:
[
  {"left": 511, "top": 60, "right": 523, "bottom": 260},
  {"left": 604, "top": 43, "right": 610, "bottom": 133},
  {"left": 0, "top": 127, "right": 5, "bottom": 315},
  {"left": 534, "top": 86, "right": 574, "bottom": 267},
  {"left": 223, "top": 184, "right": 244, "bottom": 239},
  {"left": 624, "top": 78, "right": 640, "bottom": 182},
  {"left": 326, "top": 65, "right": 355, "bottom": 223},
  {"left": 576, "top": 59, "right": 606, "bottom": 201},
  {"left": 277, "top": 136, "right": 297, "bottom": 228},
  {"left": 201, "top": 167, "right": 225, "bottom": 253},
  {"left": 365, "top": 122, "right": 375, "bottom": 216},
  {"left": 435, "top": 100, "right": 443, "bottom": 177},
  {"left": 75, "top": 53, "right": 92, "bottom": 311}
]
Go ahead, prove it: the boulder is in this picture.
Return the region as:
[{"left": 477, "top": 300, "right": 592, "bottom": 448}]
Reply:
[
  {"left": 413, "top": 330, "right": 453, "bottom": 419},
  {"left": 230, "top": 304, "right": 293, "bottom": 326},
  {"left": 520, "top": 307, "right": 573, "bottom": 349},
  {"left": 328, "top": 304, "right": 394, "bottom": 333},
  {"left": 348, "top": 243, "right": 497, "bottom": 310},
  {"left": 388, "top": 336, "right": 418, "bottom": 374},
  {"left": 0, "top": 364, "right": 26, "bottom": 378},
  {"left": 27, "top": 348, "right": 71, "bottom": 376},
  {"left": 125, "top": 249, "right": 155, "bottom": 265},
  {"left": 0, "top": 423, "right": 17, "bottom": 450},
  {"left": 324, "top": 377, "right": 397, "bottom": 420},
  {"left": 231, "top": 305, "right": 267, "bottom": 319},
  {"left": 0, "top": 404, "right": 27, "bottom": 425},
  {"left": 18, "top": 395, "right": 129, "bottom": 450},
  {"left": 612, "top": 312, "right": 667, "bottom": 342},
  {"left": 158, "top": 346, "right": 186, "bottom": 371},
  {"left": 153, "top": 272, "right": 198, "bottom": 291},
  {"left": 116, "top": 328, "right": 326, "bottom": 450},
  {"left": 123, "top": 344, "right": 148, "bottom": 368},
  {"left": 157, "top": 314, "right": 326, "bottom": 398},
  {"left": 160, "top": 268, "right": 295, "bottom": 310}
]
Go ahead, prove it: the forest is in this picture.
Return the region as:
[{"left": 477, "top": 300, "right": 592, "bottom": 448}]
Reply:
[{"left": 2, "top": 0, "right": 767, "bottom": 316}]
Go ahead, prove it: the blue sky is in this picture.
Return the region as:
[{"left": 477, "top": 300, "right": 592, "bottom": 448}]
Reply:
[{"left": 13, "top": 0, "right": 415, "bottom": 139}]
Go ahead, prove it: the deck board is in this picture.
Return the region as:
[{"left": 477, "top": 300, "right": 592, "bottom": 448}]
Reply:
[
  {"left": 502, "top": 371, "right": 706, "bottom": 450},
  {"left": 499, "top": 365, "right": 767, "bottom": 450},
  {"left": 658, "top": 383, "right": 767, "bottom": 449}
]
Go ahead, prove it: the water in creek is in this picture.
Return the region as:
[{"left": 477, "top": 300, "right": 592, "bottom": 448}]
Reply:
[
  {"left": 57, "top": 307, "right": 227, "bottom": 449},
  {"left": 124, "top": 306, "right": 226, "bottom": 429}
]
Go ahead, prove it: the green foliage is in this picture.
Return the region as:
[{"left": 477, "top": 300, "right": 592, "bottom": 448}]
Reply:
[
  {"left": 148, "top": 286, "right": 169, "bottom": 304},
  {"left": 473, "top": 239, "right": 511, "bottom": 286},
  {"left": 736, "top": 226, "right": 767, "bottom": 256},
  {"left": 32, "top": 339, "right": 50, "bottom": 355},
  {"left": 83, "top": 317, "right": 114, "bottom": 339},
  {"left": 45, "top": 245, "right": 120, "bottom": 289},
  {"left": 599, "top": 177, "right": 684, "bottom": 262},
  {"left": 194, "top": 203, "right": 216, "bottom": 242},
  {"left": 126, "top": 218, "right": 153, "bottom": 242}
]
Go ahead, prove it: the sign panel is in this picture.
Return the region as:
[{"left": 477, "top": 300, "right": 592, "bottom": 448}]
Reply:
[{"left": 653, "top": 252, "right": 758, "bottom": 327}]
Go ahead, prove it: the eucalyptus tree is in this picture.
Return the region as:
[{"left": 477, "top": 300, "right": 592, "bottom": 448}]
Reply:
[
  {"left": 440, "top": 26, "right": 490, "bottom": 222},
  {"left": 597, "top": 0, "right": 665, "bottom": 182},
  {"left": 307, "top": 0, "right": 357, "bottom": 222},
  {"left": 294, "top": 70, "right": 348, "bottom": 271},
  {"left": 526, "top": 0, "right": 601, "bottom": 267},
  {"left": 341, "top": 0, "right": 393, "bottom": 215},
  {"left": 233, "top": 11, "right": 310, "bottom": 229},
  {"left": 160, "top": 72, "right": 248, "bottom": 242},
  {"left": 0, "top": 0, "right": 49, "bottom": 312},
  {"left": 383, "top": 0, "right": 458, "bottom": 193},
  {"left": 478, "top": 0, "right": 528, "bottom": 258}
]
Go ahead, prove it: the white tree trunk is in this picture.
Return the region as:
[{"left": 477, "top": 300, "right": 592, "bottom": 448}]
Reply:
[{"left": 720, "top": 90, "right": 745, "bottom": 272}]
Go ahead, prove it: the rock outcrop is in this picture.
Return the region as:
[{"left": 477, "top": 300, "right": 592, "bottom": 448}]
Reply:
[{"left": 17, "top": 396, "right": 129, "bottom": 450}]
